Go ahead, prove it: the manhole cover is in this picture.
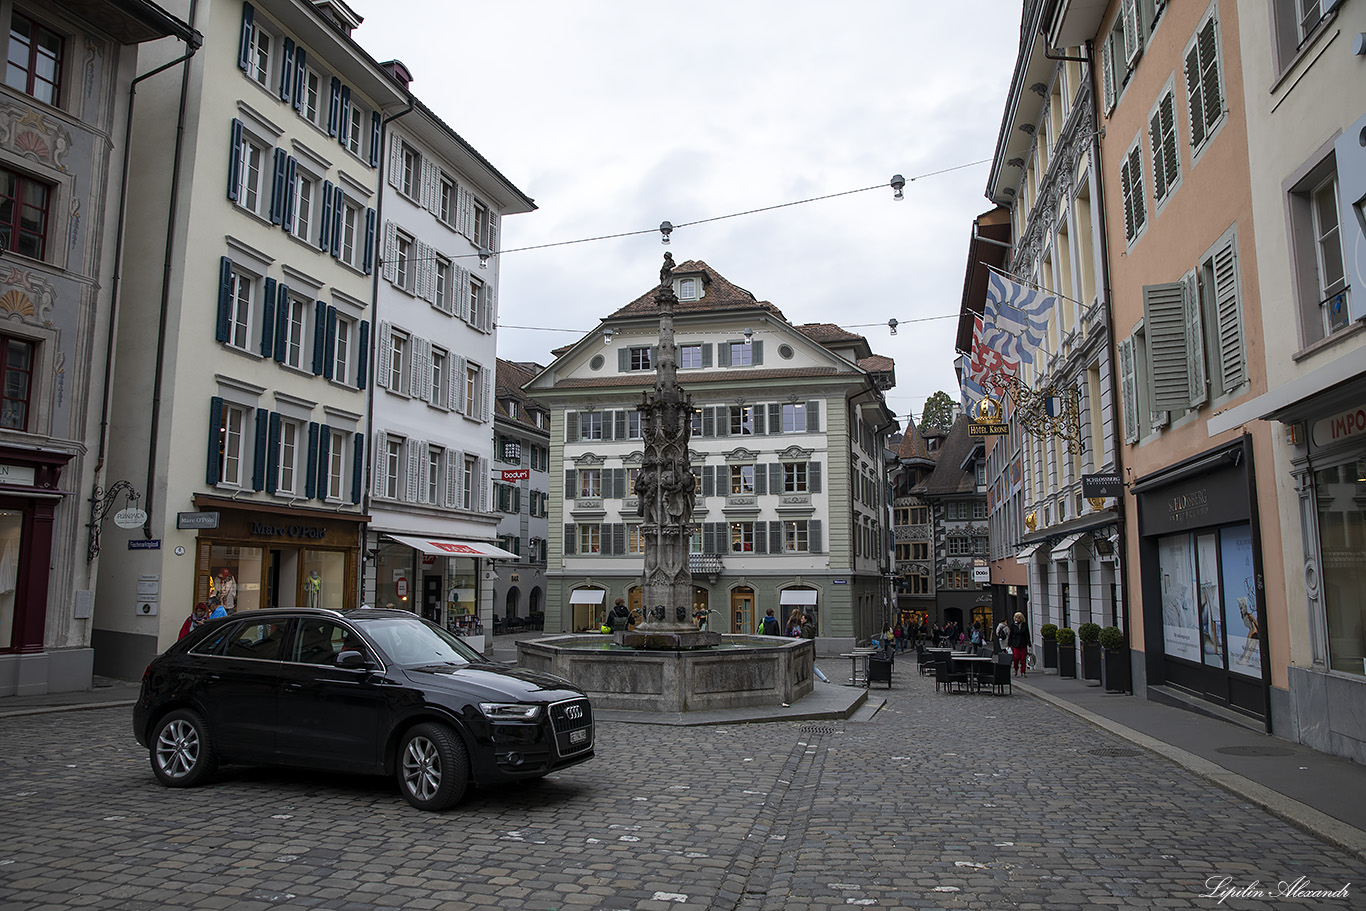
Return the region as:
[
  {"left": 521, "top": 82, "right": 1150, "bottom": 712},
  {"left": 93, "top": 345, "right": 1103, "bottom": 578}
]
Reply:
[
  {"left": 1215, "top": 745, "right": 1295, "bottom": 757},
  {"left": 1088, "top": 747, "right": 1143, "bottom": 758},
  {"left": 800, "top": 724, "right": 839, "bottom": 734}
]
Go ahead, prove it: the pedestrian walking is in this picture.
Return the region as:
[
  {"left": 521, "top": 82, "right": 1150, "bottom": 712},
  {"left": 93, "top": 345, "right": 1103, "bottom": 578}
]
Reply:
[
  {"left": 1009, "top": 611, "right": 1031, "bottom": 677},
  {"left": 787, "top": 609, "right": 805, "bottom": 637},
  {"left": 994, "top": 619, "right": 1010, "bottom": 654},
  {"left": 892, "top": 623, "right": 904, "bottom": 652},
  {"left": 800, "top": 614, "right": 817, "bottom": 640}
]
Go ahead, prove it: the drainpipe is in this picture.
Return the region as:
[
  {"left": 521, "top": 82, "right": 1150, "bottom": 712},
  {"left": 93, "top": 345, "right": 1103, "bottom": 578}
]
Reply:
[
  {"left": 142, "top": 0, "right": 201, "bottom": 541},
  {"left": 92, "top": 19, "right": 201, "bottom": 571},
  {"left": 358, "top": 89, "right": 416, "bottom": 607},
  {"left": 1084, "top": 37, "right": 1135, "bottom": 695}
]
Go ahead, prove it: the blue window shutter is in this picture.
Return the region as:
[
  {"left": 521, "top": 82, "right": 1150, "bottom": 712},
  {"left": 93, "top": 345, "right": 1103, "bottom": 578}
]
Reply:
[
  {"left": 338, "top": 85, "right": 351, "bottom": 146},
  {"left": 227, "top": 119, "right": 244, "bottom": 201},
  {"left": 252, "top": 408, "right": 269, "bottom": 491},
  {"left": 260, "top": 276, "right": 276, "bottom": 358},
  {"left": 319, "top": 180, "right": 333, "bottom": 250},
  {"left": 279, "top": 38, "right": 294, "bottom": 101},
  {"left": 237, "top": 2, "right": 254, "bottom": 72},
  {"left": 207, "top": 397, "right": 224, "bottom": 485},
  {"left": 266, "top": 412, "right": 281, "bottom": 492},
  {"left": 323, "top": 306, "right": 337, "bottom": 380},
  {"left": 362, "top": 208, "right": 375, "bottom": 274},
  {"left": 356, "top": 320, "right": 370, "bottom": 389},
  {"left": 369, "top": 112, "right": 381, "bottom": 168},
  {"left": 216, "top": 257, "right": 233, "bottom": 342},
  {"left": 327, "top": 77, "right": 341, "bottom": 137},
  {"left": 292, "top": 47, "right": 307, "bottom": 112},
  {"left": 311, "top": 300, "right": 327, "bottom": 375},
  {"left": 317, "top": 424, "right": 332, "bottom": 500},
  {"left": 269, "top": 148, "right": 287, "bottom": 224},
  {"left": 281, "top": 156, "right": 297, "bottom": 233},
  {"left": 305, "top": 421, "right": 319, "bottom": 498},
  {"left": 330, "top": 186, "right": 343, "bottom": 258},
  {"left": 274, "top": 283, "right": 290, "bottom": 363},
  {"left": 351, "top": 431, "right": 364, "bottom": 503}
]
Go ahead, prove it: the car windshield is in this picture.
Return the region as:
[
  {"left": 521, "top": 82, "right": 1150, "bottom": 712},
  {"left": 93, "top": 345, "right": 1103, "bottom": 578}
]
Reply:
[{"left": 351, "top": 616, "right": 485, "bottom": 668}]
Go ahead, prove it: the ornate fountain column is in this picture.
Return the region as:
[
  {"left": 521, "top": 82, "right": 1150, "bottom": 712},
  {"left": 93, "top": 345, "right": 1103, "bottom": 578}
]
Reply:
[{"left": 620, "top": 253, "right": 721, "bottom": 649}]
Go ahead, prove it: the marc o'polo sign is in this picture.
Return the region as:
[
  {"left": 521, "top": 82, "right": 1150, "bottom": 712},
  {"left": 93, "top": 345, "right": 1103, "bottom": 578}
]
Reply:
[
  {"left": 177, "top": 511, "right": 220, "bottom": 529},
  {"left": 1312, "top": 405, "right": 1366, "bottom": 448}
]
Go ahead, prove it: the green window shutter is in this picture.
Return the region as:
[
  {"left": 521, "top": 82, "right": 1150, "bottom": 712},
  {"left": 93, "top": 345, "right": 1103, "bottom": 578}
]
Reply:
[
  {"left": 1118, "top": 335, "right": 1139, "bottom": 444},
  {"left": 718, "top": 343, "right": 731, "bottom": 367},
  {"left": 770, "top": 522, "right": 783, "bottom": 553},
  {"left": 237, "top": 2, "right": 254, "bottom": 71},
  {"left": 702, "top": 407, "right": 714, "bottom": 437},
  {"left": 702, "top": 343, "right": 713, "bottom": 367},
  {"left": 1213, "top": 239, "right": 1244, "bottom": 391},
  {"left": 807, "top": 400, "right": 820, "bottom": 432},
  {"left": 317, "top": 424, "right": 332, "bottom": 501},
  {"left": 702, "top": 465, "right": 714, "bottom": 497},
  {"left": 207, "top": 397, "right": 224, "bottom": 485},
  {"left": 754, "top": 462, "right": 767, "bottom": 495},
  {"left": 1185, "top": 273, "right": 1208, "bottom": 407},
  {"left": 351, "top": 431, "right": 364, "bottom": 503},
  {"left": 754, "top": 521, "right": 767, "bottom": 554},
  {"left": 810, "top": 461, "right": 822, "bottom": 493},
  {"left": 266, "top": 412, "right": 282, "bottom": 493},
  {"left": 753, "top": 406, "right": 766, "bottom": 435},
  {"left": 216, "top": 257, "right": 233, "bottom": 342},
  {"left": 227, "top": 119, "right": 244, "bottom": 201},
  {"left": 769, "top": 463, "right": 782, "bottom": 493},
  {"left": 768, "top": 403, "right": 781, "bottom": 433},
  {"left": 260, "top": 276, "right": 276, "bottom": 358},
  {"left": 305, "top": 422, "right": 319, "bottom": 498},
  {"left": 252, "top": 408, "right": 269, "bottom": 491},
  {"left": 1143, "top": 281, "right": 1189, "bottom": 412},
  {"left": 274, "top": 283, "right": 290, "bottom": 363}
]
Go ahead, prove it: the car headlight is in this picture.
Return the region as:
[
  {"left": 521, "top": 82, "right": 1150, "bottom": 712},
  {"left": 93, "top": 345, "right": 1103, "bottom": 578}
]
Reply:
[{"left": 479, "top": 702, "right": 541, "bottom": 721}]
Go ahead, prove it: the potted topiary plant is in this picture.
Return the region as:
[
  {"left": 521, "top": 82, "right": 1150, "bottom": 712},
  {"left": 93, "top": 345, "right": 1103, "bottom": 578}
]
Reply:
[
  {"left": 1055, "top": 627, "right": 1077, "bottom": 678},
  {"left": 1040, "top": 623, "right": 1058, "bottom": 670},
  {"left": 1078, "top": 622, "right": 1102, "bottom": 683},
  {"left": 1099, "top": 625, "right": 1127, "bottom": 693}
]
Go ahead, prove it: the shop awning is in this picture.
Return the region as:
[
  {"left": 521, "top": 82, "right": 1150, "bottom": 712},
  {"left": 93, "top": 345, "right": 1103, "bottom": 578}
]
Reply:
[
  {"left": 569, "top": 589, "right": 605, "bottom": 605},
  {"left": 384, "top": 534, "right": 519, "bottom": 559},
  {"left": 1014, "top": 542, "right": 1043, "bottom": 562},
  {"left": 1050, "top": 532, "right": 1086, "bottom": 560},
  {"left": 779, "top": 590, "right": 818, "bottom": 606}
]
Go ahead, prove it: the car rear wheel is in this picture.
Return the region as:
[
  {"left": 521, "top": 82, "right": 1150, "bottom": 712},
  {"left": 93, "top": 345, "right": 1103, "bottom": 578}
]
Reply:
[
  {"left": 150, "top": 709, "right": 218, "bottom": 788},
  {"left": 397, "top": 723, "right": 468, "bottom": 811}
]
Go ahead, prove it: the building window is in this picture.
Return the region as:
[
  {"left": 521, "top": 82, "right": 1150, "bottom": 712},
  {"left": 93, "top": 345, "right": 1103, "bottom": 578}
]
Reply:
[
  {"left": 578, "top": 412, "right": 603, "bottom": 441},
  {"left": 579, "top": 468, "right": 602, "bottom": 498},
  {"left": 1309, "top": 174, "right": 1346, "bottom": 332},
  {"left": 783, "top": 520, "right": 809, "bottom": 553},
  {"left": 912, "top": 542, "right": 929, "bottom": 560},
  {"left": 226, "top": 268, "right": 254, "bottom": 351},
  {"left": 292, "top": 173, "right": 314, "bottom": 240},
  {"left": 340, "top": 203, "right": 360, "bottom": 267},
  {"left": 388, "top": 329, "right": 408, "bottom": 392},
  {"left": 276, "top": 420, "right": 299, "bottom": 494},
  {"left": 326, "top": 428, "right": 345, "bottom": 500},
  {"left": 438, "top": 174, "right": 455, "bottom": 225},
  {"left": 426, "top": 444, "right": 443, "bottom": 505},
  {"left": 332, "top": 315, "right": 352, "bottom": 384},
  {"left": 301, "top": 68, "right": 321, "bottom": 123},
  {"left": 400, "top": 144, "right": 418, "bottom": 198},
  {"left": 212, "top": 401, "right": 248, "bottom": 486},
  {"left": 781, "top": 403, "right": 807, "bottom": 433},
  {"left": 729, "top": 341, "right": 753, "bottom": 366},
  {"left": 730, "top": 464, "right": 755, "bottom": 495},
  {"left": 1315, "top": 462, "right": 1366, "bottom": 677},
  {"left": 729, "top": 522, "right": 754, "bottom": 553},
  {"left": 468, "top": 278, "right": 484, "bottom": 328},
  {"left": 679, "top": 278, "right": 698, "bottom": 299},
  {"left": 434, "top": 257, "right": 451, "bottom": 312},
  {"left": 234, "top": 134, "right": 267, "bottom": 216},
  {"left": 911, "top": 574, "right": 930, "bottom": 595},
  {"left": 430, "top": 347, "right": 446, "bottom": 408},
  {"left": 577, "top": 523, "right": 602, "bottom": 555},
  {"left": 0, "top": 166, "right": 51, "bottom": 260},
  {"left": 346, "top": 102, "right": 364, "bottom": 157},
  {"left": 283, "top": 296, "right": 307, "bottom": 369},
  {"left": 629, "top": 347, "right": 652, "bottom": 371},
  {"left": 729, "top": 405, "right": 755, "bottom": 435},
  {"left": 626, "top": 410, "right": 642, "bottom": 439},
  {"left": 472, "top": 200, "right": 490, "bottom": 246},
  {"left": 464, "top": 364, "right": 479, "bottom": 417},
  {"left": 384, "top": 436, "right": 402, "bottom": 500},
  {"left": 5, "top": 13, "right": 61, "bottom": 106},
  {"left": 395, "top": 233, "right": 413, "bottom": 291},
  {"left": 247, "top": 21, "right": 271, "bottom": 86},
  {"left": 783, "top": 462, "right": 808, "bottom": 493},
  {"left": 679, "top": 344, "right": 703, "bottom": 369},
  {"left": 1120, "top": 139, "right": 1147, "bottom": 245},
  {"left": 462, "top": 454, "right": 477, "bottom": 510},
  {"left": 910, "top": 505, "right": 928, "bottom": 525},
  {"left": 627, "top": 525, "right": 644, "bottom": 554}
]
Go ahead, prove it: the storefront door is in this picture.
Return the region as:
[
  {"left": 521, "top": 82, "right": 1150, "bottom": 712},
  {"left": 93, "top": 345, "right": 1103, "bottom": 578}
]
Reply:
[
  {"left": 422, "top": 576, "right": 443, "bottom": 623},
  {"left": 731, "top": 588, "right": 755, "bottom": 633}
]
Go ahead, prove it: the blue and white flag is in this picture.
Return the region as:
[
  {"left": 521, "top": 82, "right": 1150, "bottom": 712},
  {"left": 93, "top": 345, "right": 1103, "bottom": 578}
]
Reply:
[{"left": 981, "top": 269, "right": 1056, "bottom": 367}]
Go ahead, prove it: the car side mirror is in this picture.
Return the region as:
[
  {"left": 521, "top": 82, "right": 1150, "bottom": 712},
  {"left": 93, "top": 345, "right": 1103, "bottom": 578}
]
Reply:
[{"left": 337, "top": 650, "right": 374, "bottom": 669}]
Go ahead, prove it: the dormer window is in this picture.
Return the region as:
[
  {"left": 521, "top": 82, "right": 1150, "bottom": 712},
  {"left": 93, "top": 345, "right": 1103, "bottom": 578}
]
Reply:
[{"left": 678, "top": 277, "right": 698, "bottom": 300}]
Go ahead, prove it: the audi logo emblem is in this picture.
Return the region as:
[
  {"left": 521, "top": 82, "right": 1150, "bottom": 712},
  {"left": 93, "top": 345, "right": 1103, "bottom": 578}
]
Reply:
[{"left": 564, "top": 705, "right": 583, "bottom": 720}]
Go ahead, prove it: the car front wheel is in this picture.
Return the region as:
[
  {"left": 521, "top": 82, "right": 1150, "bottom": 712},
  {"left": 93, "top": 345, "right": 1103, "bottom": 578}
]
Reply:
[
  {"left": 150, "top": 709, "right": 218, "bottom": 788},
  {"left": 397, "top": 723, "right": 468, "bottom": 811}
]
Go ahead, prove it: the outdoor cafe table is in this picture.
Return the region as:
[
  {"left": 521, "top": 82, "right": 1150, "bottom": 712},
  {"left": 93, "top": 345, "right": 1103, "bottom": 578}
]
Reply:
[
  {"left": 950, "top": 654, "right": 994, "bottom": 692},
  {"left": 841, "top": 648, "right": 880, "bottom": 686}
]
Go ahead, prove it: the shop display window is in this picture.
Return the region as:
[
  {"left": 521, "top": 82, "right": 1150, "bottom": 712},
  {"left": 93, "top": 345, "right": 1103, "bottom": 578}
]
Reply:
[
  {"left": 198, "top": 544, "right": 264, "bottom": 614},
  {"left": 0, "top": 509, "right": 21, "bottom": 649},
  {"left": 1158, "top": 524, "right": 1259, "bottom": 677},
  {"left": 1315, "top": 463, "right": 1366, "bottom": 677},
  {"left": 303, "top": 549, "right": 345, "bottom": 611},
  {"left": 375, "top": 540, "right": 416, "bottom": 612}
]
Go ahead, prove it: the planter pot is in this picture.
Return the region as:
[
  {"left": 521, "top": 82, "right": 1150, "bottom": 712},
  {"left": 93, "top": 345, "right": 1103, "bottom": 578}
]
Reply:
[
  {"left": 1042, "top": 638, "right": 1058, "bottom": 669},
  {"left": 1081, "top": 642, "right": 1102, "bottom": 681},
  {"left": 1057, "top": 645, "right": 1077, "bottom": 678},
  {"left": 1102, "top": 647, "right": 1128, "bottom": 693}
]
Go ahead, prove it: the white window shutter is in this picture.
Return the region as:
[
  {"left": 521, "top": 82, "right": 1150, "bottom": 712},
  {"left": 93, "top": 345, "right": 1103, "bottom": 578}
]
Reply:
[
  {"left": 1142, "top": 281, "right": 1190, "bottom": 413},
  {"left": 420, "top": 159, "right": 435, "bottom": 212},
  {"left": 372, "top": 432, "right": 388, "bottom": 497},
  {"left": 448, "top": 353, "right": 463, "bottom": 413},
  {"left": 405, "top": 440, "right": 421, "bottom": 503},
  {"left": 382, "top": 221, "right": 397, "bottom": 284},
  {"left": 478, "top": 456, "right": 490, "bottom": 512},
  {"left": 486, "top": 280, "right": 498, "bottom": 330},
  {"left": 458, "top": 185, "right": 471, "bottom": 238},
  {"left": 1122, "top": 0, "right": 1141, "bottom": 65},
  {"left": 481, "top": 366, "right": 492, "bottom": 423},
  {"left": 444, "top": 448, "right": 459, "bottom": 508},
  {"left": 1213, "top": 239, "right": 1244, "bottom": 391},
  {"left": 420, "top": 338, "right": 434, "bottom": 402},
  {"left": 387, "top": 133, "right": 402, "bottom": 189},
  {"left": 408, "top": 337, "right": 423, "bottom": 399},
  {"left": 417, "top": 441, "right": 430, "bottom": 503},
  {"left": 1118, "top": 336, "right": 1139, "bottom": 444},
  {"left": 488, "top": 213, "right": 498, "bottom": 254},
  {"left": 1101, "top": 37, "right": 1116, "bottom": 114},
  {"left": 1184, "top": 272, "right": 1208, "bottom": 408},
  {"left": 456, "top": 265, "right": 472, "bottom": 321},
  {"left": 375, "top": 321, "right": 392, "bottom": 390}
]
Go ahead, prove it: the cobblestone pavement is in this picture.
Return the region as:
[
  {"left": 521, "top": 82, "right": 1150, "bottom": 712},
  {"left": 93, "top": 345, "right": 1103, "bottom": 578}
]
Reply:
[{"left": 2, "top": 671, "right": 1361, "bottom": 911}]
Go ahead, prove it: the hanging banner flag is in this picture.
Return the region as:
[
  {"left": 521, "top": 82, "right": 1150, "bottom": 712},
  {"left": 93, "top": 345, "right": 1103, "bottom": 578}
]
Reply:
[{"left": 981, "top": 269, "right": 1057, "bottom": 367}]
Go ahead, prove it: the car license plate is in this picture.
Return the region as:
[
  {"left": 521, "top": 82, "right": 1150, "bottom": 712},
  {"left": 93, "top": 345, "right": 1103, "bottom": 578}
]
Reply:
[{"left": 569, "top": 729, "right": 588, "bottom": 745}]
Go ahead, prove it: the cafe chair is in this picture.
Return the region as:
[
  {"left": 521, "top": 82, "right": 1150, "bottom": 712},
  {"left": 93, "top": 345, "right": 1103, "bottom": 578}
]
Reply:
[
  {"left": 988, "top": 652, "right": 1013, "bottom": 696},
  {"left": 936, "top": 657, "right": 970, "bottom": 694}
]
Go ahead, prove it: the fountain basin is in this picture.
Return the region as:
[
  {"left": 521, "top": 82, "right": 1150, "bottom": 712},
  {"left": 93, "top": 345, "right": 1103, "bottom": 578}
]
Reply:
[{"left": 517, "top": 634, "right": 815, "bottom": 712}]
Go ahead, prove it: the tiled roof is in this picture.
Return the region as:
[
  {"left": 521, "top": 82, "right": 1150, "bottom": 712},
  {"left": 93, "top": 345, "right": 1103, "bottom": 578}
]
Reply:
[
  {"left": 896, "top": 427, "right": 938, "bottom": 462},
  {"left": 797, "top": 323, "right": 863, "bottom": 344},
  {"left": 495, "top": 359, "right": 548, "bottom": 431},
  {"left": 912, "top": 416, "right": 978, "bottom": 497},
  {"left": 859, "top": 354, "right": 894, "bottom": 373},
  {"left": 608, "top": 260, "right": 787, "bottom": 320}
]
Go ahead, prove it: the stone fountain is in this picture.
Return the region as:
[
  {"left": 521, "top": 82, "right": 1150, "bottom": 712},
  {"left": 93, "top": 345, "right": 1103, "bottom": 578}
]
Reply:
[{"left": 518, "top": 254, "right": 814, "bottom": 712}]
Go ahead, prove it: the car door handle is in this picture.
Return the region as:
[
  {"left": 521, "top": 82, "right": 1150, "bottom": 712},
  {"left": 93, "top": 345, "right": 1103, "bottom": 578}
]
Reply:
[
  {"left": 284, "top": 682, "right": 303, "bottom": 691},
  {"left": 204, "top": 674, "right": 221, "bottom": 684}
]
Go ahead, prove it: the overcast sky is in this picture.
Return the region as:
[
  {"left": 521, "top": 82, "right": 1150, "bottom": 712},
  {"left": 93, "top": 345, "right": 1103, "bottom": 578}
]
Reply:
[{"left": 345, "top": 0, "right": 1022, "bottom": 427}]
